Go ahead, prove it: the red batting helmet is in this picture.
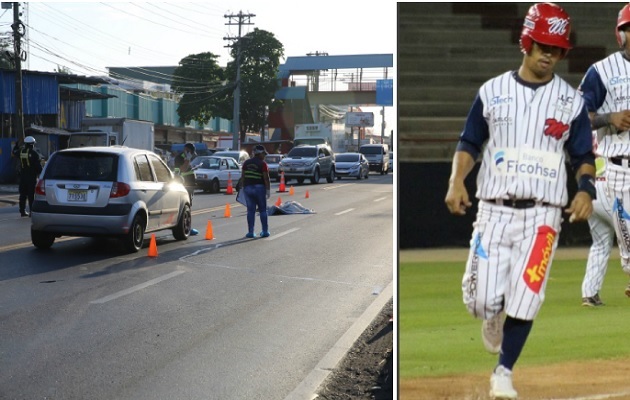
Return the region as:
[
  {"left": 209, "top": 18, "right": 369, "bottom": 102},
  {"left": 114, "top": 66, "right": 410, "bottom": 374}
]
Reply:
[
  {"left": 616, "top": 3, "right": 630, "bottom": 47},
  {"left": 520, "top": 3, "right": 572, "bottom": 57}
]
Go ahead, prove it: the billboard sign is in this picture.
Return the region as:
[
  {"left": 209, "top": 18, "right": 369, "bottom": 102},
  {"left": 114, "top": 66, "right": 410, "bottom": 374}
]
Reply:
[
  {"left": 346, "top": 112, "right": 374, "bottom": 127},
  {"left": 376, "top": 79, "right": 393, "bottom": 106}
]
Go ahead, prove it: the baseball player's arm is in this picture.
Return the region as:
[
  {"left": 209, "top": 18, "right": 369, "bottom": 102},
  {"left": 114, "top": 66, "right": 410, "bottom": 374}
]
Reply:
[
  {"left": 445, "top": 150, "right": 475, "bottom": 216},
  {"left": 565, "top": 163, "right": 596, "bottom": 223},
  {"left": 590, "top": 111, "right": 630, "bottom": 131}
]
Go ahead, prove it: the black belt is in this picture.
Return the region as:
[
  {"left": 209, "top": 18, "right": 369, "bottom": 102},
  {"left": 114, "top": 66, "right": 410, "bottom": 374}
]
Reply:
[
  {"left": 610, "top": 157, "right": 630, "bottom": 166},
  {"left": 489, "top": 199, "right": 549, "bottom": 209}
]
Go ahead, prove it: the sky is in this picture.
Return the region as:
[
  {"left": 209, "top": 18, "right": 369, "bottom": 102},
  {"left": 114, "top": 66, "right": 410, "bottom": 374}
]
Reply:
[{"left": 0, "top": 1, "right": 397, "bottom": 137}]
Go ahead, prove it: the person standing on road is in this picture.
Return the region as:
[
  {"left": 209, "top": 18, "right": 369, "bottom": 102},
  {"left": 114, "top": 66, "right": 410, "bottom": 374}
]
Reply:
[
  {"left": 444, "top": 3, "right": 595, "bottom": 399},
  {"left": 12, "top": 136, "right": 43, "bottom": 217},
  {"left": 239, "top": 145, "right": 271, "bottom": 238},
  {"left": 578, "top": 3, "right": 630, "bottom": 299},
  {"left": 174, "top": 143, "right": 197, "bottom": 204},
  {"left": 173, "top": 143, "right": 199, "bottom": 235}
]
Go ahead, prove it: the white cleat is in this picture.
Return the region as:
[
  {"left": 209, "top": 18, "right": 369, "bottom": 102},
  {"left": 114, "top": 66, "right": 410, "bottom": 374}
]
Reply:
[
  {"left": 490, "top": 365, "right": 518, "bottom": 399},
  {"left": 482, "top": 311, "right": 504, "bottom": 354}
]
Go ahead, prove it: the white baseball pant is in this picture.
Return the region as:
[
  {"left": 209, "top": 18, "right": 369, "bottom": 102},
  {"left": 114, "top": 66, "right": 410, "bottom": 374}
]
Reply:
[
  {"left": 462, "top": 200, "right": 562, "bottom": 321},
  {"left": 582, "top": 178, "right": 615, "bottom": 298}
]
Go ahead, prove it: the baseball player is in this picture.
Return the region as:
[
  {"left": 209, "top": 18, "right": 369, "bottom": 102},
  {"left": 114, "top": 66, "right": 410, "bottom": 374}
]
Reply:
[
  {"left": 444, "top": 3, "right": 595, "bottom": 399},
  {"left": 578, "top": 3, "right": 630, "bottom": 299},
  {"left": 582, "top": 144, "right": 615, "bottom": 307}
]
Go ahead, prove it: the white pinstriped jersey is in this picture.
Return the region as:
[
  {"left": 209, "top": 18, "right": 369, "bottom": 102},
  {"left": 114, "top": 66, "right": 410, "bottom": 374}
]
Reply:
[
  {"left": 462, "top": 71, "right": 590, "bottom": 207},
  {"left": 579, "top": 52, "right": 630, "bottom": 158}
]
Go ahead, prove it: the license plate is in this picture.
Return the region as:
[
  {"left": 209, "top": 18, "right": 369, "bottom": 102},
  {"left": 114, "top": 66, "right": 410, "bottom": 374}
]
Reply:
[{"left": 67, "top": 190, "right": 87, "bottom": 202}]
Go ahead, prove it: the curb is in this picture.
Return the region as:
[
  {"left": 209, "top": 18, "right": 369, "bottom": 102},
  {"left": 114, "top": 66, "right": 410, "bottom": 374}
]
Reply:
[{"left": 283, "top": 280, "right": 393, "bottom": 400}]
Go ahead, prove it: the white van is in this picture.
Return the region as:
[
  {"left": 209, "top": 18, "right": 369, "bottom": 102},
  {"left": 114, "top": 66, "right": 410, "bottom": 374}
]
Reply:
[{"left": 359, "top": 144, "right": 390, "bottom": 175}]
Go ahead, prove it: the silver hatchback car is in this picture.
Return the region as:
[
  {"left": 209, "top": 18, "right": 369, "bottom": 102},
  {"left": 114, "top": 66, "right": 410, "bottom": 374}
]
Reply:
[{"left": 31, "top": 146, "right": 192, "bottom": 252}]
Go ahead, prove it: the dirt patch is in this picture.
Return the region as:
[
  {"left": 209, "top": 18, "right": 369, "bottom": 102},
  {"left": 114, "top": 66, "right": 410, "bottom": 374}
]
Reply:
[
  {"left": 400, "top": 358, "right": 630, "bottom": 399},
  {"left": 316, "top": 299, "right": 393, "bottom": 400}
]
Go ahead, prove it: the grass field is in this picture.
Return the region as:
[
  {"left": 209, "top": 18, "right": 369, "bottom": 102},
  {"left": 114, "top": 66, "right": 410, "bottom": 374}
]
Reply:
[{"left": 399, "top": 258, "right": 630, "bottom": 380}]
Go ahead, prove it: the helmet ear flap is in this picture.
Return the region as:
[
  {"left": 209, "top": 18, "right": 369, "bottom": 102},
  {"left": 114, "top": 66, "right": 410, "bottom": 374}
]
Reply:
[
  {"left": 618, "top": 29, "right": 627, "bottom": 48},
  {"left": 520, "top": 35, "right": 533, "bottom": 55}
]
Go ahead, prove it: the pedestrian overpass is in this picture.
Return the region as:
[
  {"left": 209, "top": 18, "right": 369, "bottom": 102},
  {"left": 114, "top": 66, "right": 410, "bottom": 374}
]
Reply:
[{"left": 270, "top": 53, "right": 393, "bottom": 138}]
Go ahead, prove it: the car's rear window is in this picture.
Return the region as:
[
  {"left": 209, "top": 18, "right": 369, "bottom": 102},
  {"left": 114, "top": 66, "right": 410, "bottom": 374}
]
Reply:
[
  {"left": 45, "top": 152, "right": 118, "bottom": 181},
  {"left": 288, "top": 147, "right": 317, "bottom": 157}
]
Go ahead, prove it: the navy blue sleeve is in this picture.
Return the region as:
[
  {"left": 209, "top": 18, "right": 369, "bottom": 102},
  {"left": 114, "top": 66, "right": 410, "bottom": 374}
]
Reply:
[
  {"left": 578, "top": 66, "right": 606, "bottom": 113},
  {"left": 565, "top": 106, "right": 595, "bottom": 171},
  {"left": 455, "top": 94, "right": 488, "bottom": 160}
]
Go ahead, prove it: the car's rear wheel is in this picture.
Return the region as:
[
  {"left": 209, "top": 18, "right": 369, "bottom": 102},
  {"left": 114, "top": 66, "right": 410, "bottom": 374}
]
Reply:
[
  {"left": 123, "top": 214, "right": 145, "bottom": 253},
  {"left": 311, "top": 168, "right": 320, "bottom": 184},
  {"left": 211, "top": 179, "right": 220, "bottom": 194},
  {"left": 172, "top": 204, "right": 191, "bottom": 240},
  {"left": 326, "top": 167, "right": 334, "bottom": 183},
  {"left": 31, "top": 229, "right": 55, "bottom": 249}
]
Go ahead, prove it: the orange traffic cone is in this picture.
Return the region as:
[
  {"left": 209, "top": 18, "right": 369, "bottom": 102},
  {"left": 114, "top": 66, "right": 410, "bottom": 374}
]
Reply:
[
  {"left": 148, "top": 234, "right": 158, "bottom": 257},
  {"left": 277, "top": 171, "right": 287, "bottom": 192},
  {"left": 305, "top": 190, "right": 310, "bottom": 199},
  {"left": 226, "top": 172, "right": 234, "bottom": 195},
  {"left": 289, "top": 186, "right": 295, "bottom": 196},
  {"left": 275, "top": 197, "right": 282, "bottom": 207},
  {"left": 205, "top": 220, "right": 214, "bottom": 240},
  {"left": 224, "top": 203, "right": 232, "bottom": 218}
]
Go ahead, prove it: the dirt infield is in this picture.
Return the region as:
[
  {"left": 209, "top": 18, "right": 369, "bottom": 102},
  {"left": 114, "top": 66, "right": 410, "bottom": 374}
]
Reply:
[
  {"left": 399, "top": 358, "right": 630, "bottom": 400},
  {"left": 399, "top": 247, "right": 630, "bottom": 400}
]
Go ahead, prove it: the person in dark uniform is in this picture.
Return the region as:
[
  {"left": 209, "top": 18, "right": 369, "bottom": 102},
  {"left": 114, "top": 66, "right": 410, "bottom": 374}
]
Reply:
[
  {"left": 12, "top": 136, "right": 43, "bottom": 217},
  {"left": 173, "top": 143, "right": 197, "bottom": 205},
  {"left": 173, "top": 143, "right": 199, "bottom": 235},
  {"left": 239, "top": 145, "right": 271, "bottom": 238}
]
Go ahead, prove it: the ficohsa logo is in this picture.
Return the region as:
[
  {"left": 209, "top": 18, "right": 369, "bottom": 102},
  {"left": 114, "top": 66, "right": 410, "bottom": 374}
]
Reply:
[{"left": 494, "top": 151, "right": 505, "bottom": 168}]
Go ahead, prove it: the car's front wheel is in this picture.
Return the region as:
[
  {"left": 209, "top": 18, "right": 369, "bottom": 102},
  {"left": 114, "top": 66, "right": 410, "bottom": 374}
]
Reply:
[
  {"left": 123, "top": 214, "right": 145, "bottom": 253},
  {"left": 31, "top": 229, "right": 55, "bottom": 249},
  {"left": 326, "top": 167, "right": 334, "bottom": 183},
  {"left": 172, "top": 204, "right": 191, "bottom": 240},
  {"left": 311, "top": 168, "right": 320, "bottom": 184},
  {"left": 210, "top": 179, "right": 220, "bottom": 194}
]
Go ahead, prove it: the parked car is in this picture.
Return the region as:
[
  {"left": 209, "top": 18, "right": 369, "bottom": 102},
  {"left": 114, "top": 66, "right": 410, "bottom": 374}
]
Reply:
[
  {"left": 359, "top": 143, "right": 390, "bottom": 175},
  {"left": 335, "top": 152, "right": 369, "bottom": 180},
  {"left": 213, "top": 150, "right": 250, "bottom": 165},
  {"left": 264, "top": 154, "right": 286, "bottom": 182},
  {"left": 30, "top": 146, "right": 192, "bottom": 252},
  {"left": 388, "top": 151, "right": 393, "bottom": 172},
  {"left": 191, "top": 156, "right": 242, "bottom": 193},
  {"left": 281, "top": 144, "right": 335, "bottom": 184}
]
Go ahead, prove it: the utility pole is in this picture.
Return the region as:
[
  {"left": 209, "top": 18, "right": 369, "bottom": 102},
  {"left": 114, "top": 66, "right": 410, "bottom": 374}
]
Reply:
[
  {"left": 306, "top": 51, "right": 328, "bottom": 122},
  {"left": 224, "top": 11, "right": 255, "bottom": 150},
  {"left": 11, "top": 2, "right": 25, "bottom": 140}
]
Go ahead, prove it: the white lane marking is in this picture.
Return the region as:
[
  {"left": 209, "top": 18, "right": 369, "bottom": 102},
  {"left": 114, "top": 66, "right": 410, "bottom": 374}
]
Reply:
[
  {"left": 374, "top": 197, "right": 387, "bottom": 202},
  {"left": 264, "top": 228, "right": 299, "bottom": 241},
  {"left": 90, "top": 270, "right": 186, "bottom": 304},
  {"left": 334, "top": 208, "right": 354, "bottom": 216}
]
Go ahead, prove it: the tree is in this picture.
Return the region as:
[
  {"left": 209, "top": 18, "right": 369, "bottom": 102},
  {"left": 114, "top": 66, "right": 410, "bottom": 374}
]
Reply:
[
  {"left": 221, "top": 28, "right": 284, "bottom": 142},
  {"left": 171, "top": 52, "right": 226, "bottom": 126},
  {"left": 54, "top": 65, "right": 71, "bottom": 74},
  {"left": 0, "top": 39, "right": 15, "bottom": 69}
]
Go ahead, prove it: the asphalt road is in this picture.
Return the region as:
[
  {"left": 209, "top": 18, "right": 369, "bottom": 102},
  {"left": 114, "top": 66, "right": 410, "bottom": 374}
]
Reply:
[{"left": 0, "top": 173, "right": 393, "bottom": 400}]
